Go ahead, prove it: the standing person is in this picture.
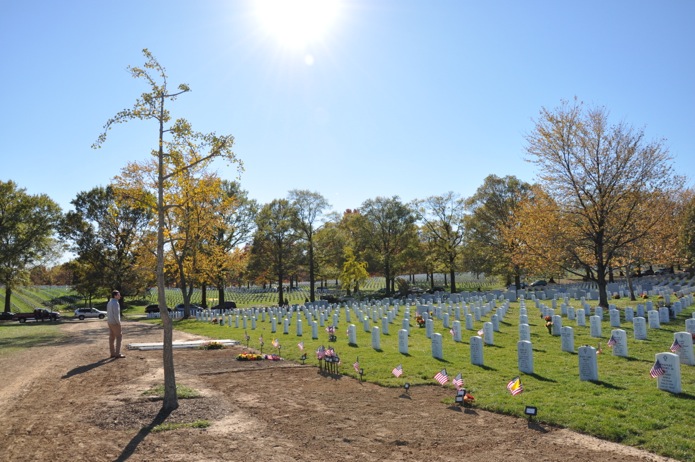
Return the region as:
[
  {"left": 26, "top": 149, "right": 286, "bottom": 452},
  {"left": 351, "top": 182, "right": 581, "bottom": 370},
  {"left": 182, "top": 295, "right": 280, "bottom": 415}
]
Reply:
[{"left": 106, "top": 290, "right": 125, "bottom": 359}]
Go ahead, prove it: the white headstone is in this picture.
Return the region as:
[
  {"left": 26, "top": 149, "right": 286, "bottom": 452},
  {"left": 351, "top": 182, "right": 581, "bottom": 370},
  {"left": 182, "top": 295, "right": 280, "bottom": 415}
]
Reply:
[
  {"left": 577, "top": 309, "right": 586, "bottom": 327},
  {"left": 655, "top": 352, "right": 681, "bottom": 394},
  {"left": 296, "top": 318, "right": 303, "bottom": 336},
  {"left": 398, "top": 328, "right": 408, "bottom": 354},
  {"left": 578, "top": 345, "right": 599, "bottom": 381},
  {"left": 609, "top": 329, "right": 628, "bottom": 357},
  {"left": 425, "top": 318, "right": 434, "bottom": 339},
  {"left": 561, "top": 326, "right": 574, "bottom": 353},
  {"left": 371, "top": 326, "right": 381, "bottom": 350},
  {"left": 659, "top": 307, "right": 670, "bottom": 324},
  {"left": 483, "top": 322, "right": 494, "bottom": 345},
  {"left": 624, "top": 307, "right": 634, "bottom": 322},
  {"left": 648, "top": 310, "right": 661, "bottom": 329},
  {"left": 519, "top": 323, "right": 531, "bottom": 342},
  {"left": 491, "top": 314, "right": 500, "bottom": 332},
  {"left": 452, "top": 320, "right": 462, "bottom": 342},
  {"left": 633, "top": 317, "right": 647, "bottom": 340},
  {"left": 590, "top": 315, "right": 602, "bottom": 338},
  {"left": 312, "top": 320, "right": 319, "bottom": 339},
  {"left": 517, "top": 340, "right": 534, "bottom": 374},
  {"left": 609, "top": 309, "right": 621, "bottom": 328},
  {"left": 672, "top": 332, "right": 695, "bottom": 366},
  {"left": 552, "top": 314, "right": 562, "bottom": 336},
  {"left": 470, "top": 335, "right": 484, "bottom": 366},
  {"left": 362, "top": 317, "right": 371, "bottom": 332},
  {"left": 347, "top": 324, "right": 357, "bottom": 345},
  {"left": 431, "top": 333, "right": 443, "bottom": 359},
  {"left": 283, "top": 318, "right": 289, "bottom": 334},
  {"left": 465, "top": 313, "right": 474, "bottom": 330}
]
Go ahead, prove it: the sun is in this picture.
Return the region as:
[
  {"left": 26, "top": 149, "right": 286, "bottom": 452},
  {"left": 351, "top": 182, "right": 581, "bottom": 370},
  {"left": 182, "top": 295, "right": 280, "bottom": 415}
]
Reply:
[{"left": 254, "top": 0, "right": 341, "bottom": 50}]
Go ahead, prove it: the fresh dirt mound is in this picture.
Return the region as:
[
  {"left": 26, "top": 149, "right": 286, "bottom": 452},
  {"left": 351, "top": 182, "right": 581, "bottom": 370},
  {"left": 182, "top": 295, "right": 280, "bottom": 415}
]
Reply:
[{"left": 0, "top": 320, "right": 676, "bottom": 462}]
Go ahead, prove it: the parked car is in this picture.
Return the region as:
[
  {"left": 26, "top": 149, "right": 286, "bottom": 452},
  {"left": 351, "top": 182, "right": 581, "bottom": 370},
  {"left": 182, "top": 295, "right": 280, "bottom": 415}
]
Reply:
[
  {"left": 74, "top": 307, "right": 107, "bottom": 320},
  {"left": 174, "top": 303, "right": 202, "bottom": 313},
  {"left": 0, "top": 311, "right": 16, "bottom": 321},
  {"left": 145, "top": 304, "right": 172, "bottom": 314},
  {"left": 14, "top": 309, "right": 61, "bottom": 323},
  {"left": 211, "top": 301, "right": 237, "bottom": 311},
  {"left": 529, "top": 280, "right": 547, "bottom": 287}
]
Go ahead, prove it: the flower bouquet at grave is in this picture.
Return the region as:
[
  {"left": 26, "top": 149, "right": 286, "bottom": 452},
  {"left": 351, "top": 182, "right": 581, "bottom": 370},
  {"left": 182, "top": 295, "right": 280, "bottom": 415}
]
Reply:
[
  {"left": 211, "top": 318, "right": 219, "bottom": 324},
  {"left": 262, "top": 354, "right": 282, "bottom": 361},
  {"left": 544, "top": 315, "right": 553, "bottom": 334},
  {"left": 415, "top": 314, "right": 426, "bottom": 328},
  {"left": 236, "top": 352, "right": 263, "bottom": 361},
  {"left": 200, "top": 341, "right": 225, "bottom": 350}
]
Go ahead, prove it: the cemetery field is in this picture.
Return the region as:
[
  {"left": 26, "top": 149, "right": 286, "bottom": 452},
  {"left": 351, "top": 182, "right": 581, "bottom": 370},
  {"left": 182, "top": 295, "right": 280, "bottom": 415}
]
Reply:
[
  {"left": 162, "top": 294, "right": 695, "bottom": 461},
  {"left": 0, "top": 319, "right": 680, "bottom": 462}
]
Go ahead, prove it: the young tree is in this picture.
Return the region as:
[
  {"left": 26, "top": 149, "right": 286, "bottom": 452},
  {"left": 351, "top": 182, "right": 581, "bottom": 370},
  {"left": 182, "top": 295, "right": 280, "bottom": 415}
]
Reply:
[
  {"left": 289, "top": 190, "right": 330, "bottom": 302},
  {"left": 339, "top": 246, "right": 368, "bottom": 295},
  {"left": 413, "top": 192, "right": 467, "bottom": 293},
  {"left": 0, "top": 181, "right": 62, "bottom": 313},
  {"left": 94, "top": 49, "right": 240, "bottom": 411},
  {"left": 526, "top": 99, "right": 684, "bottom": 307}
]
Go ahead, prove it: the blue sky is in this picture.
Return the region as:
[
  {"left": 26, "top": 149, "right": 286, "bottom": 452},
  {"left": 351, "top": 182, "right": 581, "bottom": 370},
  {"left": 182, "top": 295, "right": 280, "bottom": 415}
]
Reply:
[{"left": 2, "top": 0, "right": 693, "bottom": 218}]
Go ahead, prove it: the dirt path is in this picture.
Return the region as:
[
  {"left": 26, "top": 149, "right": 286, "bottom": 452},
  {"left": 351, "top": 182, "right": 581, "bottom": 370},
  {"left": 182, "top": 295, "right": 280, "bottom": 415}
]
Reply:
[{"left": 0, "top": 320, "right": 677, "bottom": 462}]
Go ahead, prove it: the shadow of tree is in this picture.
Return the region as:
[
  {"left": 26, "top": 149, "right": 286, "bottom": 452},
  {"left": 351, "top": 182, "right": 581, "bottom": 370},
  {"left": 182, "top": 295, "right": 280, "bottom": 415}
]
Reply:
[{"left": 115, "top": 407, "right": 173, "bottom": 462}]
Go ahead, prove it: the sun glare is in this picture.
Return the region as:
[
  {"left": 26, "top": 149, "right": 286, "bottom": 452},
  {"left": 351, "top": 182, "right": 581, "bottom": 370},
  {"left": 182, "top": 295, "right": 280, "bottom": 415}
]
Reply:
[{"left": 254, "top": 0, "right": 341, "bottom": 50}]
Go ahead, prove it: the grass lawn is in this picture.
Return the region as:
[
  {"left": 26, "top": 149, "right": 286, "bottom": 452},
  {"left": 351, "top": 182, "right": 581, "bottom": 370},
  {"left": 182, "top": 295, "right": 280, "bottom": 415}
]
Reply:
[{"left": 164, "top": 293, "right": 695, "bottom": 461}]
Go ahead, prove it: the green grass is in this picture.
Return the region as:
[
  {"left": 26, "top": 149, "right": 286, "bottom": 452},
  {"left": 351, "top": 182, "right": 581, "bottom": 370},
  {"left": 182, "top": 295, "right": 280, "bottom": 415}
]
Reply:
[
  {"left": 142, "top": 384, "right": 202, "bottom": 399},
  {"left": 0, "top": 323, "right": 65, "bottom": 357},
  {"left": 164, "top": 293, "right": 695, "bottom": 461}
]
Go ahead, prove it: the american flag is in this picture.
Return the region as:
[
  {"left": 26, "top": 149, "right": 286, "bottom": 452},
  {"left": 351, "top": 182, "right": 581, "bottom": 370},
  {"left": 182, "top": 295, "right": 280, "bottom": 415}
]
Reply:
[
  {"left": 353, "top": 359, "right": 360, "bottom": 373},
  {"left": 450, "top": 328, "right": 455, "bottom": 337},
  {"left": 650, "top": 359, "right": 665, "bottom": 378},
  {"left": 392, "top": 364, "right": 403, "bottom": 377},
  {"left": 477, "top": 328, "right": 484, "bottom": 336},
  {"left": 607, "top": 335, "right": 617, "bottom": 347},
  {"left": 453, "top": 373, "right": 464, "bottom": 389},
  {"left": 297, "top": 341, "right": 304, "bottom": 351},
  {"left": 670, "top": 338, "right": 682, "bottom": 352},
  {"left": 272, "top": 338, "right": 279, "bottom": 349},
  {"left": 507, "top": 376, "right": 523, "bottom": 395},
  {"left": 259, "top": 336, "right": 264, "bottom": 345},
  {"left": 434, "top": 369, "right": 448, "bottom": 385},
  {"left": 326, "top": 326, "right": 335, "bottom": 333},
  {"left": 316, "top": 345, "right": 325, "bottom": 360}
]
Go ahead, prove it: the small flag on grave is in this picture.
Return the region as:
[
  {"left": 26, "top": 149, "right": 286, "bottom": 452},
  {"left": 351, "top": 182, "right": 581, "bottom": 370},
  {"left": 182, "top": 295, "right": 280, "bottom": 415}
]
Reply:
[
  {"left": 650, "top": 359, "right": 665, "bottom": 378},
  {"left": 607, "top": 335, "right": 617, "bottom": 347},
  {"left": 259, "top": 336, "right": 264, "bottom": 346},
  {"left": 392, "top": 364, "right": 403, "bottom": 377},
  {"left": 316, "top": 345, "right": 326, "bottom": 360},
  {"left": 596, "top": 342, "right": 602, "bottom": 355},
  {"left": 507, "top": 376, "right": 523, "bottom": 396},
  {"left": 434, "top": 369, "right": 448, "bottom": 385},
  {"left": 298, "top": 341, "right": 304, "bottom": 351},
  {"left": 477, "top": 328, "right": 484, "bottom": 336},
  {"left": 272, "top": 338, "right": 280, "bottom": 349},
  {"left": 453, "top": 373, "right": 464, "bottom": 389},
  {"left": 353, "top": 358, "right": 360, "bottom": 373},
  {"left": 670, "top": 338, "right": 682, "bottom": 352},
  {"left": 449, "top": 328, "right": 454, "bottom": 337},
  {"left": 326, "top": 326, "right": 335, "bottom": 334}
]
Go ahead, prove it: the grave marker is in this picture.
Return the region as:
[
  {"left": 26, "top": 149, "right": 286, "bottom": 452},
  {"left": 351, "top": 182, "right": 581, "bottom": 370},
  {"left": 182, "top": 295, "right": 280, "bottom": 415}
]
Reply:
[
  {"left": 578, "top": 345, "right": 599, "bottom": 381},
  {"left": 517, "top": 340, "right": 534, "bottom": 374},
  {"left": 561, "top": 326, "right": 574, "bottom": 352},
  {"left": 470, "top": 335, "right": 484, "bottom": 366}
]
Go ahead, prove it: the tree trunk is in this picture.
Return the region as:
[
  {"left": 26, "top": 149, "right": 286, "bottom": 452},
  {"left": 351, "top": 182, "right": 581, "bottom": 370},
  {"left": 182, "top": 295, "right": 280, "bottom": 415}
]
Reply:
[
  {"left": 217, "top": 285, "right": 225, "bottom": 306},
  {"left": 201, "top": 284, "right": 207, "bottom": 308},
  {"left": 309, "top": 244, "right": 315, "bottom": 303},
  {"left": 157, "top": 97, "right": 177, "bottom": 412},
  {"left": 4, "top": 286, "right": 12, "bottom": 312}
]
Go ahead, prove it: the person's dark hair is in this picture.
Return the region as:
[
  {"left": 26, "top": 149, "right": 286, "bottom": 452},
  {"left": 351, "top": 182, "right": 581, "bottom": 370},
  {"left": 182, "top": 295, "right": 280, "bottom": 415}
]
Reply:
[{"left": 112, "top": 290, "right": 120, "bottom": 297}]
